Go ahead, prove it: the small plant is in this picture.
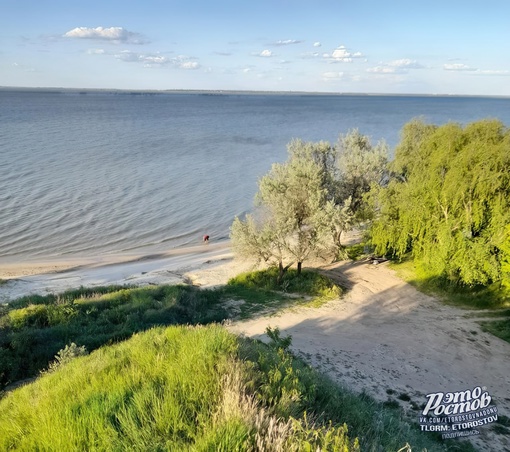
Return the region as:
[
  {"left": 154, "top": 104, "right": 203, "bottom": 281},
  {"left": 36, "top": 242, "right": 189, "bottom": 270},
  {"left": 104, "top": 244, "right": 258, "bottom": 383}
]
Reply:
[
  {"left": 45, "top": 343, "right": 88, "bottom": 373},
  {"left": 266, "top": 326, "right": 292, "bottom": 351}
]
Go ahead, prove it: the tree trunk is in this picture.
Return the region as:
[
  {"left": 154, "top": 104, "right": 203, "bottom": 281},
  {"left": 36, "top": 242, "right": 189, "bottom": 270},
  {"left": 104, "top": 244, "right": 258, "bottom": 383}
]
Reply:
[
  {"left": 297, "top": 261, "right": 302, "bottom": 275},
  {"left": 278, "top": 261, "right": 285, "bottom": 284}
]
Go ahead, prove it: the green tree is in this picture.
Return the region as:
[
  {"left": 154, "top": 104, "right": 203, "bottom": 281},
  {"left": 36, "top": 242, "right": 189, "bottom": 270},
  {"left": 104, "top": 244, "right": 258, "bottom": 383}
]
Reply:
[
  {"left": 371, "top": 118, "right": 510, "bottom": 286},
  {"left": 231, "top": 142, "right": 343, "bottom": 280},
  {"left": 336, "top": 129, "right": 389, "bottom": 221}
]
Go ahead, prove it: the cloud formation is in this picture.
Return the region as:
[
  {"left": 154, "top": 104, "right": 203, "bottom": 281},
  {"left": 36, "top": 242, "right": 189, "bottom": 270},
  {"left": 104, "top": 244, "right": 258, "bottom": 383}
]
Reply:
[
  {"left": 443, "top": 63, "right": 477, "bottom": 71},
  {"left": 367, "top": 59, "right": 424, "bottom": 74},
  {"left": 113, "top": 51, "right": 200, "bottom": 69},
  {"left": 322, "top": 71, "right": 344, "bottom": 80},
  {"left": 64, "top": 27, "right": 147, "bottom": 44},
  {"left": 323, "top": 45, "right": 363, "bottom": 63},
  {"left": 257, "top": 49, "right": 273, "bottom": 57},
  {"left": 272, "top": 39, "right": 302, "bottom": 46}
]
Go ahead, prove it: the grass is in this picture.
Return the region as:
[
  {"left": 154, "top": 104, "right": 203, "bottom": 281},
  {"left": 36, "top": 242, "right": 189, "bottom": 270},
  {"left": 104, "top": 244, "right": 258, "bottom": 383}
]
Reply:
[
  {"left": 389, "top": 258, "right": 509, "bottom": 310},
  {"left": 0, "top": 284, "right": 229, "bottom": 389},
  {"left": 0, "top": 324, "right": 470, "bottom": 452},
  {"left": 388, "top": 258, "right": 510, "bottom": 344},
  {"left": 0, "top": 269, "right": 341, "bottom": 390},
  {"left": 227, "top": 267, "right": 342, "bottom": 314},
  {"left": 0, "top": 271, "right": 477, "bottom": 451},
  {"left": 479, "top": 317, "right": 510, "bottom": 343}
]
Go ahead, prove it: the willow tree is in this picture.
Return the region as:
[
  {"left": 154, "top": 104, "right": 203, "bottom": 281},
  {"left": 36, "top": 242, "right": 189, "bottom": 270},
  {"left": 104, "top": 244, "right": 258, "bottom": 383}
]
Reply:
[{"left": 371, "top": 118, "right": 510, "bottom": 286}]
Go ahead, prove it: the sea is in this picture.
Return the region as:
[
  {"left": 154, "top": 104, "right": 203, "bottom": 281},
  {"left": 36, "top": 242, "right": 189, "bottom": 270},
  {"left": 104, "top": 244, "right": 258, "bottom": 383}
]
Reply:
[{"left": 1, "top": 89, "right": 510, "bottom": 263}]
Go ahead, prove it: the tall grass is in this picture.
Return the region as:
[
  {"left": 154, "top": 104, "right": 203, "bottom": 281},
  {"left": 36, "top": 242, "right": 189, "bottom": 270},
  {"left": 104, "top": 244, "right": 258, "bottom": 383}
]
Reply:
[
  {"left": 0, "top": 285, "right": 228, "bottom": 388},
  {"left": 228, "top": 267, "right": 342, "bottom": 306},
  {"left": 0, "top": 324, "right": 467, "bottom": 451},
  {"left": 0, "top": 272, "right": 341, "bottom": 389},
  {"left": 0, "top": 325, "right": 359, "bottom": 451}
]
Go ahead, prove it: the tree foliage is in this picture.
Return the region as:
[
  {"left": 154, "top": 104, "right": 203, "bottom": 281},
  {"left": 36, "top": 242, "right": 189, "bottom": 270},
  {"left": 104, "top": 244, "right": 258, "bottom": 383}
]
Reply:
[
  {"left": 336, "top": 129, "right": 389, "bottom": 220},
  {"left": 231, "top": 133, "right": 388, "bottom": 277},
  {"left": 370, "top": 118, "right": 510, "bottom": 287},
  {"left": 231, "top": 146, "right": 337, "bottom": 279}
]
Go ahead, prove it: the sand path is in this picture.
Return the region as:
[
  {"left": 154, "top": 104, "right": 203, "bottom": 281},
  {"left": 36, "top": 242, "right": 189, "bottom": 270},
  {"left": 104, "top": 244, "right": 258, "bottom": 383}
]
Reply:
[{"left": 222, "top": 260, "right": 510, "bottom": 451}]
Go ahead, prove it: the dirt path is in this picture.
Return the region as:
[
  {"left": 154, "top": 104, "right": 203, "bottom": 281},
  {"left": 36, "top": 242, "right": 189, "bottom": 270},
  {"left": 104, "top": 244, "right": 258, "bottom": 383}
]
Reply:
[{"left": 225, "top": 260, "right": 510, "bottom": 451}]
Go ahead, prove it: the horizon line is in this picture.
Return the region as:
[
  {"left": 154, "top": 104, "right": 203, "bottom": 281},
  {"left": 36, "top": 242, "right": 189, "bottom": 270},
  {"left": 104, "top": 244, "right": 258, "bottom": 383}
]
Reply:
[{"left": 1, "top": 85, "right": 510, "bottom": 99}]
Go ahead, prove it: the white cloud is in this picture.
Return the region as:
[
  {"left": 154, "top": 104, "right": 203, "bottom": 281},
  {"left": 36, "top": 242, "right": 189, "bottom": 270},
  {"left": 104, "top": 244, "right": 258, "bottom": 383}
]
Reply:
[
  {"left": 113, "top": 51, "right": 199, "bottom": 69},
  {"left": 114, "top": 50, "right": 147, "bottom": 62},
  {"left": 272, "top": 39, "right": 302, "bottom": 46},
  {"left": 389, "top": 59, "right": 424, "bottom": 69},
  {"left": 475, "top": 69, "right": 510, "bottom": 76},
  {"left": 300, "top": 52, "right": 321, "bottom": 59},
  {"left": 172, "top": 55, "right": 201, "bottom": 70},
  {"left": 367, "top": 59, "right": 424, "bottom": 74},
  {"left": 323, "top": 45, "right": 363, "bottom": 62},
  {"left": 313, "top": 42, "right": 321, "bottom": 47},
  {"left": 367, "top": 66, "right": 397, "bottom": 74},
  {"left": 257, "top": 49, "right": 273, "bottom": 57},
  {"left": 64, "top": 27, "right": 147, "bottom": 44},
  {"left": 178, "top": 61, "right": 200, "bottom": 70},
  {"left": 443, "top": 63, "right": 477, "bottom": 71}
]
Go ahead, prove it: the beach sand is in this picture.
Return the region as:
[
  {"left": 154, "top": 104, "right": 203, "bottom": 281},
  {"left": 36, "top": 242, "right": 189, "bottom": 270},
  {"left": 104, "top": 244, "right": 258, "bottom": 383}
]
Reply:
[
  {"left": 0, "top": 242, "right": 251, "bottom": 302},
  {"left": 1, "top": 248, "right": 508, "bottom": 451}
]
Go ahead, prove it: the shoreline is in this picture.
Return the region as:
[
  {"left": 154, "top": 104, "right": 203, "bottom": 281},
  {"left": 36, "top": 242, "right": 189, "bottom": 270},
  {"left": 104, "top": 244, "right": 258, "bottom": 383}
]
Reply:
[
  {"left": 0, "top": 241, "right": 231, "bottom": 280},
  {"left": 0, "top": 241, "right": 247, "bottom": 303}
]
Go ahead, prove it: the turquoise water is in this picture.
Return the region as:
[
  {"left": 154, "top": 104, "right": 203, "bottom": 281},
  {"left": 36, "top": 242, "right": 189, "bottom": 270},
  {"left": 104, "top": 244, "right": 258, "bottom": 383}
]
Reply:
[{"left": 1, "top": 90, "right": 509, "bottom": 260}]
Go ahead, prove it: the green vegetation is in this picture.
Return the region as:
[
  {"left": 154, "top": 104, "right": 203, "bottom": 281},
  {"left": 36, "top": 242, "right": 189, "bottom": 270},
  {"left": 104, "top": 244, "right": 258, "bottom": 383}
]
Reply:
[
  {"left": 231, "top": 133, "right": 388, "bottom": 279},
  {"left": 479, "top": 316, "right": 510, "bottom": 343},
  {"left": 371, "top": 119, "right": 510, "bottom": 290},
  {"left": 0, "top": 269, "right": 342, "bottom": 389},
  {"left": 0, "top": 284, "right": 229, "bottom": 389},
  {"left": 389, "top": 258, "right": 509, "bottom": 310},
  {"left": 228, "top": 267, "right": 342, "bottom": 305},
  {"left": 0, "top": 324, "right": 467, "bottom": 451},
  {"left": 390, "top": 258, "right": 510, "bottom": 344}
]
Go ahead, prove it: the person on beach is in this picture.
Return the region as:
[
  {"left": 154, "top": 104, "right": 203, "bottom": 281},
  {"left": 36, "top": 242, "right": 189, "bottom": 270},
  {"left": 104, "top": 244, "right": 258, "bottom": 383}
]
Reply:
[{"left": 203, "top": 235, "right": 210, "bottom": 243}]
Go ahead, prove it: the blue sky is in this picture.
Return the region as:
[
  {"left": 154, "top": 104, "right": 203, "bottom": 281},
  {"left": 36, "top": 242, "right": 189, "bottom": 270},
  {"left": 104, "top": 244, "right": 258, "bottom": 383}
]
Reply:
[{"left": 1, "top": 0, "right": 509, "bottom": 95}]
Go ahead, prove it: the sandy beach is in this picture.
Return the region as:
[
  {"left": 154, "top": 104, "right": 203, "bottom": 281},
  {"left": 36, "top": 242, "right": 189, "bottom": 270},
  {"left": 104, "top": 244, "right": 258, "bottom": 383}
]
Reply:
[
  {"left": 1, "top": 248, "right": 509, "bottom": 451},
  {"left": 0, "top": 242, "right": 244, "bottom": 303}
]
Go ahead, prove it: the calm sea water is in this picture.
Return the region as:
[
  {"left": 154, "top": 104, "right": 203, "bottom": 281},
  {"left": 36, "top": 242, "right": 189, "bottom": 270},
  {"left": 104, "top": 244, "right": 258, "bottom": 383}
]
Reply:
[{"left": 1, "top": 90, "right": 509, "bottom": 261}]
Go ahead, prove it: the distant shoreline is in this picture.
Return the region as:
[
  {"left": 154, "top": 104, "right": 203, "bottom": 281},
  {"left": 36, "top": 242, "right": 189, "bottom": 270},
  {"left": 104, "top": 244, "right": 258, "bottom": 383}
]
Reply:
[{"left": 1, "top": 86, "right": 509, "bottom": 99}]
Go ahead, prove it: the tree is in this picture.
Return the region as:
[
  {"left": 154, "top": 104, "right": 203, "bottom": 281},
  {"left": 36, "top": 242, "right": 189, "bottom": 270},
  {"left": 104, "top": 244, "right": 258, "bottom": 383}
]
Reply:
[
  {"left": 370, "top": 118, "right": 510, "bottom": 287},
  {"left": 336, "top": 129, "right": 389, "bottom": 221},
  {"left": 231, "top": 141, "right": 343, "bottom": 280}
]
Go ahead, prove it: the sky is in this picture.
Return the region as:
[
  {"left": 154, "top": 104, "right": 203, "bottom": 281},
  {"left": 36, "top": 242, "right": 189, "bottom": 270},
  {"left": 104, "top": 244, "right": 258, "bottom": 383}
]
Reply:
[{"left": 1, "top": 1, "right": 510, "bottom": 95}]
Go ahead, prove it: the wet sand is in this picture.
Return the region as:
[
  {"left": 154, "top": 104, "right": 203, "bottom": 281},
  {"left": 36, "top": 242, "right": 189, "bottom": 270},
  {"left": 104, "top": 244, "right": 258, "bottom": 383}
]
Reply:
[{"left": 0, "top": 242, "right": 239, "bottom": 303}]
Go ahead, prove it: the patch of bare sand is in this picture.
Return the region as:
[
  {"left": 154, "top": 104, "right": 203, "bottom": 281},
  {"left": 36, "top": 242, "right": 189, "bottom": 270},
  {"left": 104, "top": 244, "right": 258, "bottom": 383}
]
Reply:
[{"left": 199, "top": 259, "right": 510, "bottom": 452}]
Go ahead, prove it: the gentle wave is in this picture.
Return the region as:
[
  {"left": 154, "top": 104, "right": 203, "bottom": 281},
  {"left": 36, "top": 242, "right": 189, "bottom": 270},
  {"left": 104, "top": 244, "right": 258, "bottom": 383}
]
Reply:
[{"left": 2, "top": 91, "right": 510, "bottom": 261}]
